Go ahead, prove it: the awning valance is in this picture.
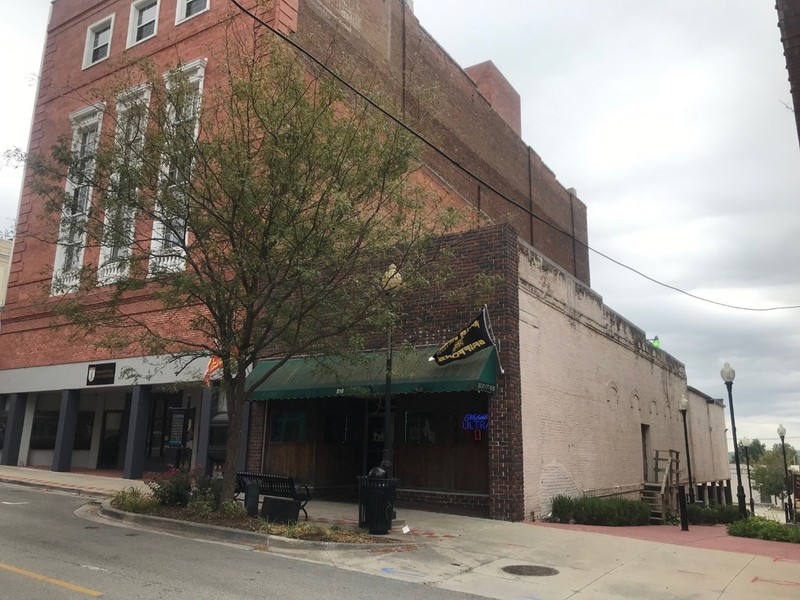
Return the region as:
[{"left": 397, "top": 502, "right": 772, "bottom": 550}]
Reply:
[{"left": 247, "top": 346, "right": 497, "bottom": 401}]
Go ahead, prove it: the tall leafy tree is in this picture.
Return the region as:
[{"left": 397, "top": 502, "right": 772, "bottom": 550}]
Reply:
[
  {"left": 750, "top": 444, "right": 797, "bottom": 500},
  {"left": 27, "top": 23, "right": 457, "bottom": 501}
]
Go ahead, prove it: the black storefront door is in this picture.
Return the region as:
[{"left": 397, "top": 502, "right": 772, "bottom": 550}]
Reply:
[
  {"left": 97, "top": 410, "right": 124, "bottom": 469},
  {"left": 145, "top": 392, "right": 183, "bottom": 471}
]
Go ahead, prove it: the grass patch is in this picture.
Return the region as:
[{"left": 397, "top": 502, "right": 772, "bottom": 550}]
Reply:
[{"left": 111, "top": 487, "right": 158, "bottom": 513}]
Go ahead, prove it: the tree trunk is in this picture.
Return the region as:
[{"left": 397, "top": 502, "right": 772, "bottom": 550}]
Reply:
[{"left": 220, "top": 376, "right": 246, "bottom": 504}]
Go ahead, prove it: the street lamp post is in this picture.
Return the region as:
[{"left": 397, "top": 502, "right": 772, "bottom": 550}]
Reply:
[
  {"left": 778, "top": 424, "right": 793, "bottom": 523},
  {"left": 720, "top": 362, "right": 747, "bottom": 519},
  {"left": 379, "top": 264, "right": 402, "bottom": 478},
  {"left": 741, "top": 436, "right": 755, "bottom": 517},
  {"left": 679, "top": 394, "right": 695, "bottom": 503}
]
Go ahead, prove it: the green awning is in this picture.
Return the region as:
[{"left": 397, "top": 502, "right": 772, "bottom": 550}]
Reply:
[{"left": 247, "top": 346, "right": 497, "bottom": 401}]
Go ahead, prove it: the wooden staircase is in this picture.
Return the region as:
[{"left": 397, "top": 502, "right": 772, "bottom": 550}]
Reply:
[{"left": 642, "top": 450, "right": 680, "bottom": 523}]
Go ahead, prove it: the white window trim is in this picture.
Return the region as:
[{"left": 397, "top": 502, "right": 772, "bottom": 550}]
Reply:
[
  {"left": 148, "top": 59, "right": 207, "bottom": 276},
  {"left": 175, "top": 0, "right": 209, "bottom": 25},
  {"left": 97, "top": 86, "right": 152, "bottom": 286},
  {"left": 82, "top": 14, "right": 115, "bottom": 70},
  {"left": 126, "top": 0, "right": 160, "bottom": 49},
  {"left": 52, "top": 104, "right": 105, "bottom": 295}
]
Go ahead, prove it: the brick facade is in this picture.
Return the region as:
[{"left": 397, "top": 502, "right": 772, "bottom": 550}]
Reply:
[
  {"left": 3, "top": 0, "right": 588, "bottom": 374},
  {"left": 1, "top": 1, "right": 729, "bottom": 523},
  {"left": 776, "top": 0, "right": 800, "bottom": 146},
  {"left": 516, "top": 242, "right": 728, "bottom": 519}
]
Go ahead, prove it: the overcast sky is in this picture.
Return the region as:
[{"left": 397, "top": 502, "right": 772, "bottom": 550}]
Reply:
[{"left": 1, "top": 1, "right": 798, "bottom": 450}]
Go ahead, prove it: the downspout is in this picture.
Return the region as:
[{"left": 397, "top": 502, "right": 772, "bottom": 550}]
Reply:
[
  {"left": 527, "top": 146, "right": 534, "bottom": 245},
  {"left": 401, "top": 0, "right": 407, "bottom": 118},
  {"left": 259, "top": 399, "right": 268, "bottom": 471}
]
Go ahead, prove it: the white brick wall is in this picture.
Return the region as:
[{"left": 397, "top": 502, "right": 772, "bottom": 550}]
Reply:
[
  {"left": 685, "top": 388, "right": 729, "bottom": 485},
  {"left": 517, "top": 244, "right": 726, "bottom": 519}
]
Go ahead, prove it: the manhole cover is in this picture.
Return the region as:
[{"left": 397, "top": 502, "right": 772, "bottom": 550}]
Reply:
[{"left": 502, "top": 565, "right": 559, "bottom": 577}]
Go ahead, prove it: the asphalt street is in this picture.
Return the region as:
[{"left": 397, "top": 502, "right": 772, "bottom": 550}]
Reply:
[
  {"left": 2, "top": 468, "right": 800, "bottom": 600},
  {"left": 0, "top": 483, "right": 482, "bottom": 599}
]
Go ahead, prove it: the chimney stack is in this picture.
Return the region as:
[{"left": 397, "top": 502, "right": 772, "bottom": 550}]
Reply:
[{"left": 465, "top": 60, "right": 521, "bottom": 136}]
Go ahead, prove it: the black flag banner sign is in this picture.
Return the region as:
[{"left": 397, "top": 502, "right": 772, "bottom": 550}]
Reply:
[{"left": 430, "top": 308, "right": 495, "bottom": 366}]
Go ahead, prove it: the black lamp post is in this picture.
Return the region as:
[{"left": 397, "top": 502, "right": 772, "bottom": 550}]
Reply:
[
  {"left": 778, "top": 424, "right": 793, "bottom": 523},
  {"left": 741, "top": 436, "right": 755, "bottom": 517},
  {"left": 679, "top": 394, "right": 695, "bottom": 503},
  {"left": 720, "top": 362, "right": 747, "bottom": 518},
  {"left": 379, "top": 264, "right": 402, "bottom": 478}
]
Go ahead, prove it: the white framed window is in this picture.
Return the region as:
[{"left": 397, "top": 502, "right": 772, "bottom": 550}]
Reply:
[
  {"left": 149, "top": 59, "right": 206, "bottom": 275},
  {"left": 83, "top": 15, "right": 115, "bottom": 69},
  {"left": 176, "top": 0, "right": 209, "bottom": 24},
  {"left": 98, "top": 86, "right": 151, "bottom": 286},
  {"left": 127, "top": 0, "right": 160, "bottom": 47},
  {"left": 52, "top": 105, "right": 104, "bottom": 294}
]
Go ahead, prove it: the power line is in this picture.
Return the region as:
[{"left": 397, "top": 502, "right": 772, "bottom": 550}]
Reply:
[
  {"left": 592, "top": 248, "right": 800, "bottom": 312},
  {"left": 228, "top": 0, "right": 800, "bottom": 313}
]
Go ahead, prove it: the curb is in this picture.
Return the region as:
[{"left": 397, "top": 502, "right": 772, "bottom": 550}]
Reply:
[
  {"left": 0, "top": 477, "right": 111, "bottom": 500},
  {"left": 99, "top": 499, "right": 418, "bottom": 551}
]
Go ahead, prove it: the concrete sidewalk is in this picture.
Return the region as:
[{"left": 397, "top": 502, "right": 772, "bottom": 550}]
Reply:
[{"left": 2, "top": 465, "right": 799, "bottom": 599}]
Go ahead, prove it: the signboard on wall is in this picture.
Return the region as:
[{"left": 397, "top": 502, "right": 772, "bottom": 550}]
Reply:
[
  {"left": 86, "top": 363, "right": 116, "bottom": 386},
  {"left": 794, "top": 473, "right": 800, "bottom": 512},
  {"left": 166, "top": 407, "right": 193, "bottom": 448}
]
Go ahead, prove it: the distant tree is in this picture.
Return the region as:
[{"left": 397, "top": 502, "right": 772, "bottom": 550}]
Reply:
[
  {"left": 750, "top": 444, "right": 797, "bottom": 499},
  {"left": 24, "top": 23, "right": 457, "bottom": 503},
  {"left": 738, "top": 438, "right": 766, "bottom": 464}
]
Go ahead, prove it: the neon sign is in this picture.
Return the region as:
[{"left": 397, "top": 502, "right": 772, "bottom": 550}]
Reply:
[{"left": 462, "top": 413, "right": 489, "bottom": 431}]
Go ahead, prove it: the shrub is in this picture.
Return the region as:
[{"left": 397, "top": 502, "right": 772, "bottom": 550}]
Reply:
[
  {"left": 686, "top": 503, "right": 745, "bottom": 525},
  {"left": 727, "top": 516, "right": 800, "bottom": 543},
  {"left": 112, "top": 487, "right": 156, "bottom": 513},
  {"left": 549, "top": 495, "right": 650, "bottom": 526},
  {"left": 192, "top": 471, "right": 223, "bottom": 509},
  {"left": 220, "top": 500, "right": 247, "bottom": 519},
  {"left": 187, "top": 489, "right": 217, "bottom": 517},
  {"left": 146, "top": 466, "right": 224, "bottom": 508},
  {"left": 550, "top": 495, "right": 573, "bottom": 523},
  {"left": 147, "top": 467, "right": 194, "bottom": 506},
  {"left": 687, "top": 503, "right": 717, "bottom": 525},
  {"left": 713, "top": 504, "right": 744, "bottom": 524}
]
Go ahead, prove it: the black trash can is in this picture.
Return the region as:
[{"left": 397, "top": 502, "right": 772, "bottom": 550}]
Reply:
[{"left": 357, "top": 470, "right": 398, "bottom": 535}]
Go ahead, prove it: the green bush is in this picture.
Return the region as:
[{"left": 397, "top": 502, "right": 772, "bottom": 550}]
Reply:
[
  {"left": 727, "top": 516, "right": 800, "bottom": 543},
  {"left": 192, "top": 470, "right": 223, "bottom": 508},
  {"left": 146, "top": 466, "right": 226, "bottom": 508},
  {"left": 714, "top": 504, "right": 744, "bottom": 524},
  {"left": 220, "top": 500, "right": 247, "bottom": 519},
  {"left": 550, "top": 495, "right": 573, "bottom": 523},
  {"left": 549, "top": 495, "right": 650, "bottom": 526},
  {"left": 686, "top": 503, "right": 744, "bottom": 525},
  {"left": 147, "top": 467, "right": 194, "bottom": 506},
  {"left": 187, "top": 489, "right": 217, "bottom": 517},
  {"left": 112, "top": 487, "right": 157, "bottom": 513},
  {"left": 687, "top": 503, "right": 717, "bottom": 525}
]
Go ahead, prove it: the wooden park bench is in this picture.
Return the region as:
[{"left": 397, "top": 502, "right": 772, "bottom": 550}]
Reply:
[{"left": 234, "top": 472, "right": 311, "bottom": 522}]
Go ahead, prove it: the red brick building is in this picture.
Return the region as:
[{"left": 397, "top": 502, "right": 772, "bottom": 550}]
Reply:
[
  {"left": 776, "top": 0, "right": 800, "bottom": 146},
  {"left": 0, "top": 1, "right": 729, "bottom": 521}
]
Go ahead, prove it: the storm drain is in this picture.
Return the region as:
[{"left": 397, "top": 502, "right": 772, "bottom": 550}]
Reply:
[{"left": 502, "top": 565, "right": 559, "bottom": 577}]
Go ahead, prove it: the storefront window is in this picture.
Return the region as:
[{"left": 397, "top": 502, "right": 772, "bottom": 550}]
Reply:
[
  {"left": 0, "top": 412, "right": 6, "bottom": 449},
  {"left": 404, "top": 411, "right": 438, "bottom": 444},
  {"left": 272, "top": 411, "right": 308, "bottom": 442},
  {"left": 323, "top": 413, "right": 349, "bottom": 444},
  {"left": 30, "top": 411, "right": 95, "bottom": 450},
  {"left": 455, "top": 411, "right": 488, "bottom": 443}
]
